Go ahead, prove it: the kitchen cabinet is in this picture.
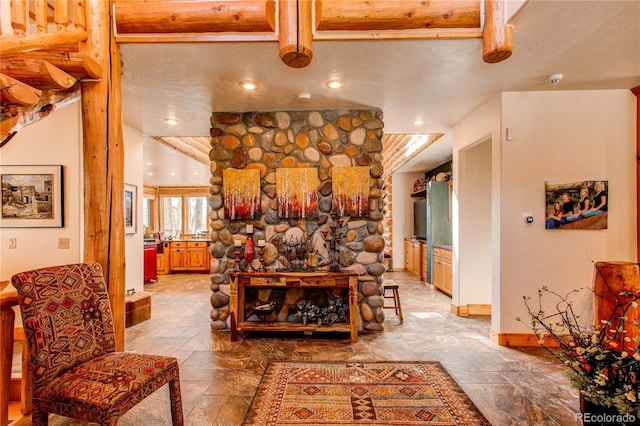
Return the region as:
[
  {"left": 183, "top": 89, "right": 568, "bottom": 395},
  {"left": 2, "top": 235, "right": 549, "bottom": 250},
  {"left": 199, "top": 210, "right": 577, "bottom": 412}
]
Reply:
[
  {"left": 157, "top": 242, "right": 170, "bottom": 275},
  {"left": 143, "top": 244, "right": 158, "bottom": 283},
  {"left": 432, "top": 246, "right": 452, "bottom": 296},
  {"left": 169, "top": 241, "right": 210, "bottom": 272},
  {"left": 404, "top": 239, "right": 425, "bottom": 280},
  {"left": 229, "top": 271, "right": 358, "bottom": 342}
]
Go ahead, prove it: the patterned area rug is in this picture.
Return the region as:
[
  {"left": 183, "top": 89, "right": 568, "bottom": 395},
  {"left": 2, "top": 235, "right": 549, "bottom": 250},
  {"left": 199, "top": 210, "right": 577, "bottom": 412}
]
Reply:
[{"left": 243, "top": 361, "right": 491, "bottom": 425}]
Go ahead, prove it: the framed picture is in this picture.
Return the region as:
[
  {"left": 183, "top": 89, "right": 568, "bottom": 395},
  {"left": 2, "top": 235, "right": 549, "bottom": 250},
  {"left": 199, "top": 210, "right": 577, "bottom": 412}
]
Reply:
[
  {"left": 276, "top": 168, "right": 318, "bottom": 219},
  {"left": 124, "top": 183, "right": 137, "bottom": 234},
  {"left": 223, "top": 168, "right": 261, "bottom": 220},
  {"left": 0, "top": 165, "right": 64, "bottom": 228},
  {"left": 545, "top": 180, "right": 608, "bottom": 230},
  {"left": 332, "top": 166, "right": 370, "bottom": 217}
]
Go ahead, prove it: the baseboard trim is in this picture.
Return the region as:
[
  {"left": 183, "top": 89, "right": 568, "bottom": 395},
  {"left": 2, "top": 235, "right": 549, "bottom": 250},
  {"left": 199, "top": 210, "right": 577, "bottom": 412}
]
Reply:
[
  {"left": 450, "top": 303, "right": 491, "bottom": 317},
  {"left": 489, "top": 329, "right": 559, "bottom": 347}
]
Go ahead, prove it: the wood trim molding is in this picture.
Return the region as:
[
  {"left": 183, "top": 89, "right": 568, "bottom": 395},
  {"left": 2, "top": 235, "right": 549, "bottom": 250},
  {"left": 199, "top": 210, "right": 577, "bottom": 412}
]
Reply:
[
  {"left": 489, "top": 329, "right": 560, "bottom": 347},
  {"left": 450, "top": 303, "right": 491, "bottom": 317}
]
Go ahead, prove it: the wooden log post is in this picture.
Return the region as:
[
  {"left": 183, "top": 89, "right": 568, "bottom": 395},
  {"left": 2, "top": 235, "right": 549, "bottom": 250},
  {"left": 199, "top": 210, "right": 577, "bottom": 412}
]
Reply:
[
  {"left": 482, "top": 0, "right": 514, "bottom": 63},
  {"left": 593, "top": 261, "right": 640, "bottom": 352},
  {"left": 279, "top": 0, "right": 313, "bottom": 68},
  {"left": 315, "top": 0, "right": 481, "bottom": 31},
  {"left": 80, "top": 0, "right": 126, "bottom": 351},
  {"left": 114, "top": 1, "right": 276, "bottom": 34},
  {"left": 632, "top": 85, "right": 640, "bottom": 263}
]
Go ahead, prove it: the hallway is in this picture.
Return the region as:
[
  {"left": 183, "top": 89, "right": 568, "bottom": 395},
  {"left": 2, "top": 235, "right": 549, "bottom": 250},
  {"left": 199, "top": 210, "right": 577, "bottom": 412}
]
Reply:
[{"left": 42, "top": 272, "right": 580, "bottom": 425}]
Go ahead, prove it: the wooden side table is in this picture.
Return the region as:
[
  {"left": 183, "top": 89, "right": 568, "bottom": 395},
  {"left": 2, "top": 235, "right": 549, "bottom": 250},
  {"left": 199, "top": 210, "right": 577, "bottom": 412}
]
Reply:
[{"left": 229, "top": 271, "right": 358, "bottom": 342}]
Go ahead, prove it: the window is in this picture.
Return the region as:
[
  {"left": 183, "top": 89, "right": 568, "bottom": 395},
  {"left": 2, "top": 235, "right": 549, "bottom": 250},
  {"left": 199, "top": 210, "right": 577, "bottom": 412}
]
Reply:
[
  {"left": 187, "top": 196, "right": 208, "bottom": 234},
  {"left": 142, "top": 198, "right": 152, "bottom": 230},
  {"left": 160, "top": 194, "right": 209, "bottom": 238},
  {"left": 162, "top": 196, "right": 182, "bottom": 238}
]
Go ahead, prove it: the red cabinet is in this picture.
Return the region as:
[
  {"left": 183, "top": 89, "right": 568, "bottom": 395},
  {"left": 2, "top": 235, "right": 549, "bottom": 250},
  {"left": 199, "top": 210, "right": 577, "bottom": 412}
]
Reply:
[{"left": 144, "top": 244, "right": 158, "bottom": 283}]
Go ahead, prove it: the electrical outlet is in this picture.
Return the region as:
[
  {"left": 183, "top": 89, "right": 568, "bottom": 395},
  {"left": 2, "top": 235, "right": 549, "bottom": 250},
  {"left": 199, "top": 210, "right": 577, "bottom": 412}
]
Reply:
[
  {"left": 9, "top": 238, "right": 17, "bottom": 249},
  {"left": 58, "top": 237, "right": 70, "bottom": 249}
]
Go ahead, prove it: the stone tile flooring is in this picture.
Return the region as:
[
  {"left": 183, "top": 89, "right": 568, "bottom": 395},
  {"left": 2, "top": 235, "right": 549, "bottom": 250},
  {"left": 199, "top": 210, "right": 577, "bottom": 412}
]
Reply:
[{"left": 39, "top": 272, "right": 582, "bottom": 425}]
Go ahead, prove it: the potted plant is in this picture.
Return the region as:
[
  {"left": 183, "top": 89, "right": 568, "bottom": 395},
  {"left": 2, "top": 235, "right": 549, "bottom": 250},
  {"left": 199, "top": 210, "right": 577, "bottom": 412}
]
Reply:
[{"left": 517, "top": 262, "right": 640, "bottom": 423}]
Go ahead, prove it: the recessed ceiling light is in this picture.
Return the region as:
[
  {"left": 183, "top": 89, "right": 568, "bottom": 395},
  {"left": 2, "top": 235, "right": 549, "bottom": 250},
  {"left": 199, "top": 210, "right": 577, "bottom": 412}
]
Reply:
[
  {"left": 240, "top": 80, "right": 258, "bottom": 90},
  {"left": 170, "top": 172, "right": 176, "bottom": 176},
  {"left": 146, "top": 162, "right": 153, "bottom": 165},
  {"left": 165, "top": 118, "right": 178, "bottom": 125},
  {"left": 147, "top": 172, "right": 153, "bottom": 176},
  {"left": 414, "top": 119, "right": 424, "bottom": 126},
  {"left": 326, "top": 80, "right": 342, "bottom": 89}
]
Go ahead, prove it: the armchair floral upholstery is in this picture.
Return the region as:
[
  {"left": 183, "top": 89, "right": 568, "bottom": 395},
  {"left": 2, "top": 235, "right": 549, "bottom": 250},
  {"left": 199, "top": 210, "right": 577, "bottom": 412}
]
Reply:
[{"left": 11, "top": 262, "right": 183, "bottom": 426}]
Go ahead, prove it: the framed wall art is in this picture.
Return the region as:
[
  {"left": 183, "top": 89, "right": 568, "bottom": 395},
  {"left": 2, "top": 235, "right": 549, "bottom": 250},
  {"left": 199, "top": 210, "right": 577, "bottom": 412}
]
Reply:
[
  {"left": 0, "top": 165, "right": 64, "bottom": 228},
  {"left": 332, "top": 166, "right": 370, "bottom": 217},
  {"left": 223, "top": 168, "right": 261, "bottom": 220},
  {"left": 124, "top": 183, "right": 137, "bottom": 234},
  {"left": 276, "top": 168, "right": 318, "bottom": 219},
  {"left": 545, "top": 180, "right": 608, "bottom": 230}
]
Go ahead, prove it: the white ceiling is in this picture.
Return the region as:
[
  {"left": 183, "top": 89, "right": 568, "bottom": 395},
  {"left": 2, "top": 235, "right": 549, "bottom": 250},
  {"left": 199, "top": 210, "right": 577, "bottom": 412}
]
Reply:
[{"left": 120, "top": 0, "right": 640, "bottom": 187}]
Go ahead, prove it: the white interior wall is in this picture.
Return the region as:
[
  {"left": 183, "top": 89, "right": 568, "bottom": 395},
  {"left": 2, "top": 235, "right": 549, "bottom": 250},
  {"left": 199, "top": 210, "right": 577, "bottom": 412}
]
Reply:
[
  {"left": 455, "top": 138, "right": 492, "bottom": 308},
  {"left": 453, "top": 95, "right": 502, "bottom": 325},
  {"left": 391, "top": 171, "right": 424, "bottom": 270},
  {"left": 0, "top": 102, "right": 84, "bottom": 282},
  {"left": 123, "top": 125, "right": 145, "bottom": 293},
  {"left": 498, "top": 90, "right": 636, "bottom": 333}
]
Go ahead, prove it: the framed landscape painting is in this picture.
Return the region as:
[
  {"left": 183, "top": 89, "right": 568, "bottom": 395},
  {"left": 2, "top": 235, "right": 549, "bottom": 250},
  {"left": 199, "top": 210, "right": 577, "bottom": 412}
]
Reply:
[
  {"left": 276, "top": 168, "right": 318, "bottom": 219},
  {"left": 124, "top": 183, "right": 137, "bottom": 234},
  {"left": 223, "top": 168, "right": 261, "bottom": 220},
  {"left": 0, "top": 165, "right": 64, "bottom": 228},
  {"left": 332, "top": 166, "right": 370, "bottom": 217}
]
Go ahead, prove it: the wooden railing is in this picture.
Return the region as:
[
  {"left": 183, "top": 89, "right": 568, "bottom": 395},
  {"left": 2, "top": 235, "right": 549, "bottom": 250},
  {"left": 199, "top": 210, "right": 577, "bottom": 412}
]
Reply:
[{"left": 1, "top": 0, "right": 88, "bottom": 55}]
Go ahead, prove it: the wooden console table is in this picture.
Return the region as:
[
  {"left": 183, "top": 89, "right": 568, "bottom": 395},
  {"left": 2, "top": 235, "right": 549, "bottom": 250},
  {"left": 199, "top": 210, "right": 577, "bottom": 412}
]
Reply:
[{"left": 229, "top": 271, "right": 358, "bottom": 343}]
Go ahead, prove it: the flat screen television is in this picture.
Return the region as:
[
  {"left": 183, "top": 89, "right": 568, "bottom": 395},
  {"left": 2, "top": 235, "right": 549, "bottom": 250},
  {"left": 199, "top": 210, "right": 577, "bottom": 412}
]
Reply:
[{"left": 413, "top": 199, "right": 427, "bottom": 240}]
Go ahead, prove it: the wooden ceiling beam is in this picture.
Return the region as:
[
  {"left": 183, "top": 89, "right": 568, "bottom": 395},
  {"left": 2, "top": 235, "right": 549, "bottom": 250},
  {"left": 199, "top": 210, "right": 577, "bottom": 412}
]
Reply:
[
  {"left": 154, "top": 136, "right": 211, "bottom": 165},
  {"left": 279, "top": 0, "right": 313, "bottom": 68},
  {"left": 0, "top": 73, "right": 42, "bottom": 106},
  {"left": 3, "top": 51, "right": 102, "bottom": 80},
  {"left": 0, "top": 58, "right": 76, "bottom": 90},
  {"left": 113, "top": 1, "right": 276, "bottom": 34},
  {"left": 483, "top": 0, "right": 514, "bottom": 63},
  {"left": 315, "top": 1, "right": 481, "bottom": 31}
]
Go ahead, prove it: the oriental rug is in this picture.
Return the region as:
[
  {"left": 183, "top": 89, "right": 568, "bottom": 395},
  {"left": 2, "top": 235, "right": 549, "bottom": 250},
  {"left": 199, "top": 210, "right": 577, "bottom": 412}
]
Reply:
[{"left": 242, "top": 361, "right": 491, "bottom": 426}]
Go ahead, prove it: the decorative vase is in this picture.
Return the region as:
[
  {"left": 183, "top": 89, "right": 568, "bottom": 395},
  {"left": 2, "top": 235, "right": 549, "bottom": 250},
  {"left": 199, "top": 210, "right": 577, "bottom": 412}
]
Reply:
[{"left": 245, "top": 235, "right": 255, "bottom": 263}]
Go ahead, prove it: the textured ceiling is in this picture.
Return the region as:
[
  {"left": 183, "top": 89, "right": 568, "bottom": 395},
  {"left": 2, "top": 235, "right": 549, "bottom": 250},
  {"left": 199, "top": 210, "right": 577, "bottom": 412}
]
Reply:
[{"left": 123, "top": 1, "right": 640, "bottom": 187}]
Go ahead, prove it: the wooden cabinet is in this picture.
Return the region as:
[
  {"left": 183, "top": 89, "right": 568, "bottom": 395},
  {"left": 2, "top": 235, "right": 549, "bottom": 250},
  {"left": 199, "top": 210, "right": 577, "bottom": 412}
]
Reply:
[
  {"left": 170, "top": 242, "right": 187, "bottom": 271},
  {"left": 186, "top": 241, "right": 209, "bottom": 271},
  {"left": 230, "top": 272, "right": 358, "bottom": 342},
  {"left": 433, "top": 247, "right": 452, "bottom": 296},
  {"left": 157, "top": 242, "right": 170, "bottom": 275},
  {"left": 143, "top": 245, "right": 158, "bottom": 283},
  {"left": 404, "top": 239, "right": 426, "bottom": 280},
  {"left": 167, "top": 241, "right": 211, "bottom": 273}
]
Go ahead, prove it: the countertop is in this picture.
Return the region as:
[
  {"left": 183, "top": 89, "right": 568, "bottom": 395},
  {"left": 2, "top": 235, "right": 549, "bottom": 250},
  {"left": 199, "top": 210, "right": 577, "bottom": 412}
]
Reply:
[{"left": 433, "top": 244, "right": 452, "bottom": 251}]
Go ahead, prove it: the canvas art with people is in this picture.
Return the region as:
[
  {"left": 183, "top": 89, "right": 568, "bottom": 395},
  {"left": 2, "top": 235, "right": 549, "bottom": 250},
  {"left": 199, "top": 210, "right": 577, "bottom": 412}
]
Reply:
[{"left": 545, "top": 180, "right": 608, "bottom": 230}]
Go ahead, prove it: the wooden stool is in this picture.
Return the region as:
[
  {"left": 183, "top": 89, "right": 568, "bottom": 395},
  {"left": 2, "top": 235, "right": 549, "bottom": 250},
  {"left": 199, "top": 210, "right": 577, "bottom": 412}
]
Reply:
[{"left": 383, "top": 284, "right": 403, "bottom": 323}]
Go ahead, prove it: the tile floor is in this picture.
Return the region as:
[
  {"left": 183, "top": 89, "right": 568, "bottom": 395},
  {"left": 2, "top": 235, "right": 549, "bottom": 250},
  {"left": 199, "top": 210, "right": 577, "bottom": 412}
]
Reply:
[{"left": 30, "top": 272, "right": 583, "bottom": 425}]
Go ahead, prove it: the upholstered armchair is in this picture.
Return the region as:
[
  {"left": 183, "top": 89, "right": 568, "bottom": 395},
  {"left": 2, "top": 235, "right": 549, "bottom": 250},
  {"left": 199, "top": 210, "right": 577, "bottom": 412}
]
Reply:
[{"left": 11, "top": 262, "right": 183, "bottom": 426}]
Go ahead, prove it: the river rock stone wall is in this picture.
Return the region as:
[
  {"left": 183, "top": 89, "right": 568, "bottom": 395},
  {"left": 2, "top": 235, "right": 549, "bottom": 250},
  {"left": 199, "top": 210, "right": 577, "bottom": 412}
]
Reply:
[{"left": 207, "top": 109, "right": 387, "bottom": 333}]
